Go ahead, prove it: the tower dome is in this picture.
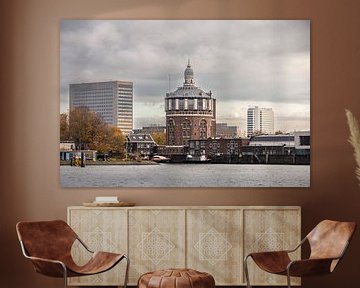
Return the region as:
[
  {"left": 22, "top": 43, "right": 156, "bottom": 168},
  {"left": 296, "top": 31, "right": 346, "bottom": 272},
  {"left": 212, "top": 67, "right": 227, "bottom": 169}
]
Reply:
[{"left": 184, "top": 59, "right": 194, "bottom": 85}]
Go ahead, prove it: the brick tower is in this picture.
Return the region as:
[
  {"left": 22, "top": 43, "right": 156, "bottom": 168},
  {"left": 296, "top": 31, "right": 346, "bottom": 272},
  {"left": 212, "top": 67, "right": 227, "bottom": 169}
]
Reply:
[{"left": 165, "top": 60, "right": 216, "bottom": 146}]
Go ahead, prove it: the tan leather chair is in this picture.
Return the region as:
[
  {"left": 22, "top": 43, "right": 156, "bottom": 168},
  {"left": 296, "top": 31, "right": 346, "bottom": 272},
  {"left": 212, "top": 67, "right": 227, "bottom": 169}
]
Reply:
[
  {"left": 244, "top": 220, "right": 356, "bottom": 288},
  {"left": 16, "top": 220, "right": 129, "bottom": 288}
]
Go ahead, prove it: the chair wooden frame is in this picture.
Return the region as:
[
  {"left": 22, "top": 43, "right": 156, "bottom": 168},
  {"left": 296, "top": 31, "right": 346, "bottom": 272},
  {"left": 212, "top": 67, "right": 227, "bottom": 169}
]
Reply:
[
  {"left": 16, "top": 220, "right": 129, "bottom": 288},
  {"left": 243, "top": 220, "right": 356, "bottom": 288}
]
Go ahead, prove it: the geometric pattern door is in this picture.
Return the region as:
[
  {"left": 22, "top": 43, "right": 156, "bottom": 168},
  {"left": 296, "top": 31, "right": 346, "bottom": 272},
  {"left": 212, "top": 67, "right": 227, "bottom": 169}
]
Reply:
[
  {"left": 128, "top": 209, "right": 186, "bottom": 284},
  {"left": 243, "top": 209, "right": 301, "bottom": 286},
  {"left": 67, "top": 208, "right": 127, "bottom": 286},
  {"left": 187, "top": 209, "right": 243, "bottom": 285}
]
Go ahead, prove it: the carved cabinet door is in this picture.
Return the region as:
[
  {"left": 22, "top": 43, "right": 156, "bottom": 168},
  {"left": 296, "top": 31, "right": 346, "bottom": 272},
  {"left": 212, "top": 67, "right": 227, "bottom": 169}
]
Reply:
[
  {"left": 187, "top": 209, "right": 243, "bottom": 285},
  {"left": 128, "top": 209, "right": 186, "bottom": 284},
  {"left": 68, "top": 208, "right": 128, "bottom": 286}
]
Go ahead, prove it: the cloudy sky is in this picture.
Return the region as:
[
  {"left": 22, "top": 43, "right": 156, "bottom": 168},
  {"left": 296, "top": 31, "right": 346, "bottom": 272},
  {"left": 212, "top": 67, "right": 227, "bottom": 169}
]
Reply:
[{"left": 60, "top": 20, "right": 310, "bottom": 133}]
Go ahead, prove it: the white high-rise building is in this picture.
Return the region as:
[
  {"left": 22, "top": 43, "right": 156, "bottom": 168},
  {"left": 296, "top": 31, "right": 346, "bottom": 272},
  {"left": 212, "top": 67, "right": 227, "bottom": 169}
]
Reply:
[
  {"left": 247, "top": 106, "right": 274, "bottom": 137},
  {"left": 69, "top": 81, "right": 133, "bottom": 134}
]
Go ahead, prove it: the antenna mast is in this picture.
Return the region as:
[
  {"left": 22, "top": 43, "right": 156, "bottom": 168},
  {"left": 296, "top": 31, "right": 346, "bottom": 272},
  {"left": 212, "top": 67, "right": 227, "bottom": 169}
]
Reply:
[{"left": 168, "top": 74, "right": 171, "bottom": 92}]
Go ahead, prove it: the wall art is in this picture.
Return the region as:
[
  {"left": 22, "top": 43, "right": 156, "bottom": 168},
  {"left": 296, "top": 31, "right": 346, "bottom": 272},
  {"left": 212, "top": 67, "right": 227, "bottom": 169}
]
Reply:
[{"left": 60, "top": 20, "right": 310, "bottom": 187}]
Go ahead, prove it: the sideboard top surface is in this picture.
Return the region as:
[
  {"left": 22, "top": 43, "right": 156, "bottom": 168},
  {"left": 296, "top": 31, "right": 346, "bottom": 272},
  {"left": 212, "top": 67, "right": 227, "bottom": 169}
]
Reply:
[{"left": 68, "top": 205, "right": 301, "bottom": 210}]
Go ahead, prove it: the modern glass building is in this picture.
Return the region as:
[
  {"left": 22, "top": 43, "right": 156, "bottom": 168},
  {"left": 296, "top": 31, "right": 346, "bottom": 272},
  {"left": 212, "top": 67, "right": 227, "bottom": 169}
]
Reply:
[{"left": 69, "top": 81, "right": 133, "bottom": 134}]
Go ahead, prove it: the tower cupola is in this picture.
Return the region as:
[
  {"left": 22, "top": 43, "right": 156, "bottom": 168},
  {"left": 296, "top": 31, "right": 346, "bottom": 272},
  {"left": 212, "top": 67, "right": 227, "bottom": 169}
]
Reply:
[{"left": 184, "top": 59, "right": 194, "bottom": 85}]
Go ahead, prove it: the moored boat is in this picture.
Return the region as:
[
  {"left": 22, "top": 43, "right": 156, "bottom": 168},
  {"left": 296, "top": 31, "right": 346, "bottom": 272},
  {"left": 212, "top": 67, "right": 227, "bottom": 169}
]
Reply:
[
  {"left": 186, "top": 154, "right": 211, "bottom": 163},
  {"left": 152, "top": 155, "right": 171, "bottom": 163}
]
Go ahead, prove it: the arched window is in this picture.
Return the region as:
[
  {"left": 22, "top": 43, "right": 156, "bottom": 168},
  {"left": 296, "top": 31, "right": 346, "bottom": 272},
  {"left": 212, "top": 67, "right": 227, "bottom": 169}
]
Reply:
[
  {"left": 199, "top": 119, "right": 207, "bottom": 139},
  {"left": 167, "top": 119, "right": 175, "bottom": 145},
  {"left": 182, "top": 119, "right": 191, "bottom": 145}
]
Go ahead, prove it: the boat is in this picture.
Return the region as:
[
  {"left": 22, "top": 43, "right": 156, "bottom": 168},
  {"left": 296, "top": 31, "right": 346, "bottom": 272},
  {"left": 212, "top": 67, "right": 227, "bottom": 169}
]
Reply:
[
  {"left": 152, "top": 155, "right": 171, "bottom": 163},
  {"left": 185, "top": 154, "right": 211, "bottom": 163}
]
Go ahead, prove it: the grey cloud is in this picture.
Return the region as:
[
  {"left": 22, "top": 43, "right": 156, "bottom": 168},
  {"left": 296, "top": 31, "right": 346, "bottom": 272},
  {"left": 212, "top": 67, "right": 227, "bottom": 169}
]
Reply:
[{"left": 60, "top": 20, "right": 310, "bottom": 130}]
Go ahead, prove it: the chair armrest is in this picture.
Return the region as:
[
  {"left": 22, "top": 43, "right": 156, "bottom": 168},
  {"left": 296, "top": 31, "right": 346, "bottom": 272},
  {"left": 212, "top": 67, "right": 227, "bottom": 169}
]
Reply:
[
  {"left": 286, "top": 237, "right": 307, "bottom": 253},
  {"left": 76, "top": 236, "right": 94, "bottom": 253},
  {"left": 245, "top": 237, "right": 306, "bottom": 260},
  {"left": 287, "top": 258, "right": 335, "bottom": 277},
  {"left": 25, "top": 255, "right": 65, "bottom": 265},
  {"left": 246, "top": 251, "right": 292, "bottom": 274},
  {"left": 247, "top": 250, "right": 290, "bottom": 258},
  {"left": 25, "top": 255, "right": 67, "bottom": 278},
  {"left": 19, "top": 240, "right": 67, "bottom": 277}
]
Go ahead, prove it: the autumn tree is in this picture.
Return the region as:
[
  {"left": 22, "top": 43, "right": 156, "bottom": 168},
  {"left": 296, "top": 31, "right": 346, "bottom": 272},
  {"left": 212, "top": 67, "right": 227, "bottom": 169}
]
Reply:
[
  {"left": 60, "top": 107, "right": 126, "bottom": 157},
  {"left": 67, "top": 107, "right": 102, "bottom": 149},
  {"left": 108, "top": 127, "right": 126, "bottom": 158},
  {"left": 151, "top": 132, "right": 166, "bottom": 145},
  {"left": 60, "top": 113, "right": 69, "bottom": 141}
]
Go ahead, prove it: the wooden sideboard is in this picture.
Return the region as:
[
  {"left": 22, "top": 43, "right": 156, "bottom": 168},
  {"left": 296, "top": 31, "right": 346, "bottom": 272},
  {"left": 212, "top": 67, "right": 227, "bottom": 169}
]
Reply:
[{"left": 67, "top": 206, "right": 301, "bottom": 286}]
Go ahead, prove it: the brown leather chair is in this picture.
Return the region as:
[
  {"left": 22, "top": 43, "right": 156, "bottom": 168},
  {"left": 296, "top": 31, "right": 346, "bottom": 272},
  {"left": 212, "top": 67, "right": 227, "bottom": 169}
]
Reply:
[
  {"left": 244, "top": 220, "right": 356, "bottom": 288},
  {"left": 16, "top": 220, "right": 129, "bottom": 288}
]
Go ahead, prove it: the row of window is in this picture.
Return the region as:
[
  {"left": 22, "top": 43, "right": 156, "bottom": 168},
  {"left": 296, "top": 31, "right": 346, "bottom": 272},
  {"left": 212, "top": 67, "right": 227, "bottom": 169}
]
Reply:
[
  {"left": 118, "top": 104, "right": 133, "bottom": 108},
  {"left": 72, "top": 101, "right": 113, "bottom": 105},
  {"left": 208, "top": 150, "right": 240, "bottom": 155},
  {"left": 166, "top": 111, "right": 213, "bottom": 117},
  {"left": 209, "top": 142, "right": 239, "bottom": 148},
  {"left": 71, "top": 92, "right": 114, "bottom": 97}
]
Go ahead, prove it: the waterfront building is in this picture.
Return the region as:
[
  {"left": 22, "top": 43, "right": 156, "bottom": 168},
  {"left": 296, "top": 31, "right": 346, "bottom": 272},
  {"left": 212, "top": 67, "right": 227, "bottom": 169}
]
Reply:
[
  {"left": 188, "top": 138, "right": 250, "bottom": 158},
  {"left": 249, "top": 134, "right": 294, "bottom": 147},
  {"left": 59, "top": 150, "right": 97, "bottom": 161},
  {"left": 294, "top": 130, "right": 310, "bottom": 149},
  {"left": 154, "top": 145, "right": 187, "bottom": 158},
  {"left": 126, "top": 134, "right": 155, "bottom": 157},
  {"left": 247, "top": 106, "right": 274, "bottom": 137},
  {"left": 249, "top": 131, "right": 310, "bottom": 148},
  {"left": 249, "top": 131, "right": 310, "bottom": 156},
  {"left": 60, "top": 141, "right": 75, "bottom": 151},
  {"left": 69, "top": 81, "right": 133, "bottom": 134},
  {"left": 165, "top": 60, "right": 216, "bottom": 146}
]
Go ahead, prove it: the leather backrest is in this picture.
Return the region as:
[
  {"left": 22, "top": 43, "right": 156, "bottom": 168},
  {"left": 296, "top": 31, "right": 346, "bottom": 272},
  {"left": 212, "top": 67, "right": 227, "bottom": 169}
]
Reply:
[
  {"left": 16, "top": 220, "right": 77, "bottom": 261},
  {"left": 307, "top": 220, "right": 356, "bottom": 260}
]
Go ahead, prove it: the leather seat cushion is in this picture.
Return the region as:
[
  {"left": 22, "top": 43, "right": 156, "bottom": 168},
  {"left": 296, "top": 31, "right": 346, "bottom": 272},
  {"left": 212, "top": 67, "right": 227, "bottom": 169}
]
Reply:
[{"left": 138, "top": 268, "right": 215, "bottom": 288}]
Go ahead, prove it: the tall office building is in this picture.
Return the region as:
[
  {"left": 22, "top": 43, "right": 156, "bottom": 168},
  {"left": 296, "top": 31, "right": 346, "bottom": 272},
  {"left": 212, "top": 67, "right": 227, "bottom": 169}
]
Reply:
[
  {"left": 69, "top": 81, "right": 133, "bottom": 134},
  {"left": 165, "top": 61, "right": 216, "bottom": 146},
  {"left": 247, "top": 106, "right": 274, "bottom": 137}
]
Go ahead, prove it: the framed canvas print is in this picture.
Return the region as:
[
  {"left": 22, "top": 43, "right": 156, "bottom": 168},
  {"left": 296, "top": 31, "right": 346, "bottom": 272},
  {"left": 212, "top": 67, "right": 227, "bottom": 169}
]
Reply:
[{"left": 60, "top": 20, "right": 310, "bottom": 187}]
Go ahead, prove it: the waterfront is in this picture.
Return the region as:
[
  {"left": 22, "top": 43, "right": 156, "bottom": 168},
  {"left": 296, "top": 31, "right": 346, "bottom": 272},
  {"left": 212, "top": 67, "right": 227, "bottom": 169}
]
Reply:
[{"left": 60, "top": 164, "right": 310, "bottom": 187}]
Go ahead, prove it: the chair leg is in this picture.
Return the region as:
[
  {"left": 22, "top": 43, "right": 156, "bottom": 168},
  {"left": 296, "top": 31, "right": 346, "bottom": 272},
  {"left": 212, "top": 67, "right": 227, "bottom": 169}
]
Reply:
[
  {"left": 244, "top": 255, "right": 252, "bottom": 288},
  {"left": 62, "top": 264, "right": 68, "bottom": 288},
  {"left": 123, "top": 255, "right": 130, "bottom": 288},
  {"left": 286, "top": 270, "right": 292, "bottom": 288}
]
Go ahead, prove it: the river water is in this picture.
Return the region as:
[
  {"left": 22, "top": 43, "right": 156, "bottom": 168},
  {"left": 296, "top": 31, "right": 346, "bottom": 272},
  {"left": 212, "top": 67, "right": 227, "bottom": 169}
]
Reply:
[{"left": 60, "top": 164, "right": 310, "bottom": 187}]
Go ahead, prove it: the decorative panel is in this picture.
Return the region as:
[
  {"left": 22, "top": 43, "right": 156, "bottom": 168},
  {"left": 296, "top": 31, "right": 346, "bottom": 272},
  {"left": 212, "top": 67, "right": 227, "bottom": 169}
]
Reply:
[
  {"left": 128, "top": 209, "right": 186, "bottom": 284},
  {"left": 67, "top": 206, "right": 300, "bottom": 286},
  {"left": 68, "top": 208, "right": 127, "bottom": 286},
  {"left": 243, "top": 209, "right": 301, "bottom": 286},
  {"left": 187, "top": 209, "right": 243, "bottom": 285}
]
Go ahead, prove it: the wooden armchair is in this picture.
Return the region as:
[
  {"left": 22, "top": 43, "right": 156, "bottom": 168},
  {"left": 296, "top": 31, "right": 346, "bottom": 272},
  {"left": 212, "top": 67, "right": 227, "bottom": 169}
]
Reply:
[
  {"left": 244, "top": 220, "right": 356, "bottom": 288},
  {"left": 16, "top": 220, "right": 129, "bottom": 288}
]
